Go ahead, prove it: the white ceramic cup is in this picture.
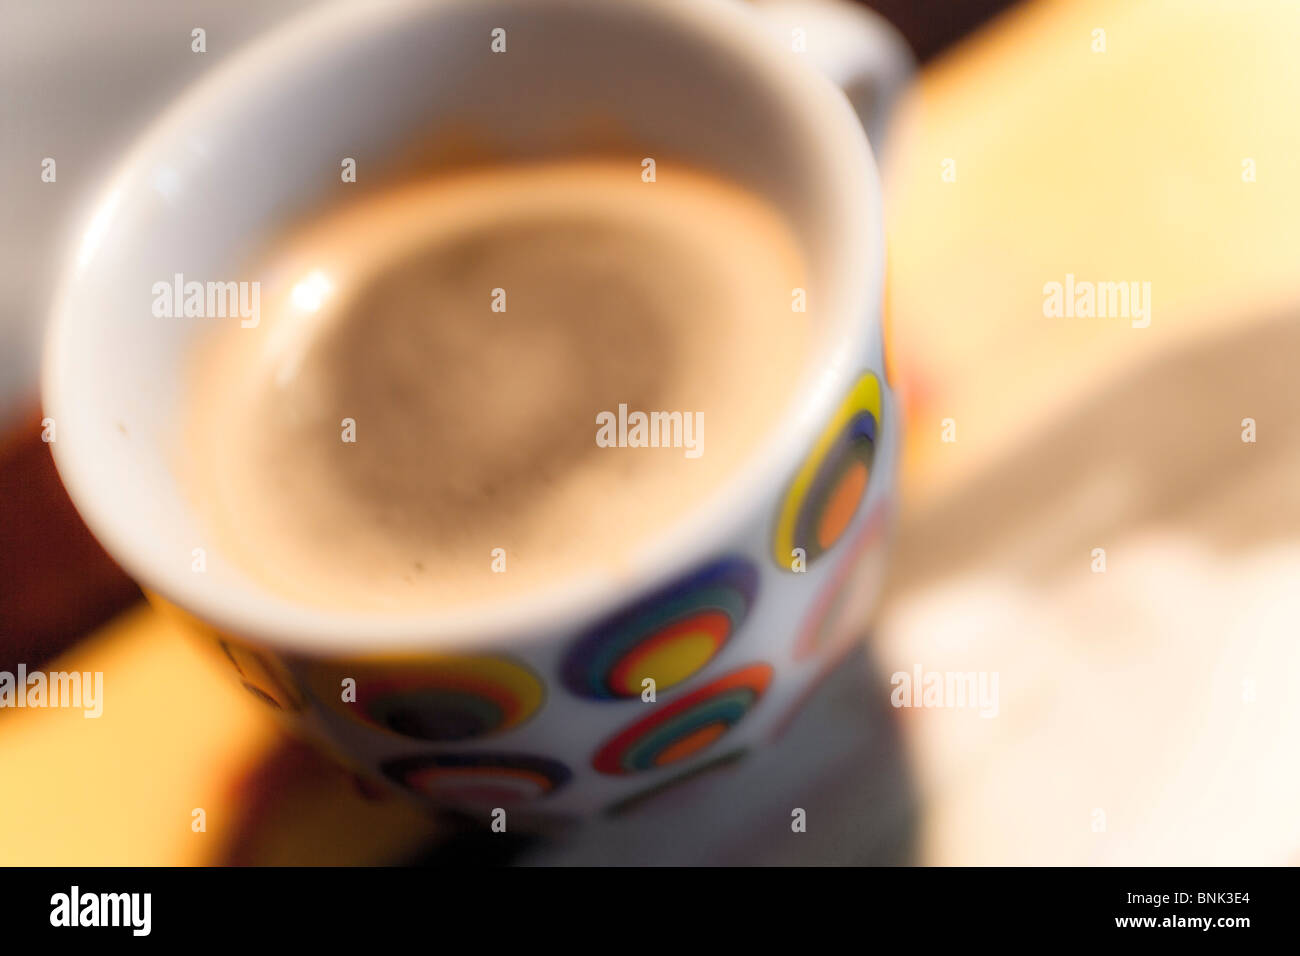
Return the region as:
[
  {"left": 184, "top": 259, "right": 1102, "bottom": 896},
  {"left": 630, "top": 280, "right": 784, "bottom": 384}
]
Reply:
[{"left": 44, "top": 0, "right": 910, "bottom": 818}]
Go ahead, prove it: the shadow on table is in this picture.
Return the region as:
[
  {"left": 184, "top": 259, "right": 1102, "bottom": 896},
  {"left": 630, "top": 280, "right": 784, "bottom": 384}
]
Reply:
[{"left": 892, "top": 307, "right": 1300, "bottom": 597}]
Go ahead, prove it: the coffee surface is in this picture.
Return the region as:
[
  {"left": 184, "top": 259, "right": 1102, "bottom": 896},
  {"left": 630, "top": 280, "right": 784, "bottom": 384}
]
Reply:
[{"left": 184, "top": 159, "right": 809, "bottom": 611}]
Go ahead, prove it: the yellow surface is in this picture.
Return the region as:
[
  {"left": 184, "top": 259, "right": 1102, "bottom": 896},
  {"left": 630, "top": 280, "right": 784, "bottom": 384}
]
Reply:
[
  {"left": 0, "top": 605, "right": 436, "bottom": 865},
  {"left": 3, "top": 0, "right": 1298, "bottom": 864},
  {"left": 887, "top": 0, "right": 1300, "bottom": 502},
  {"left": 0, "top": 606, "right": 274, "bottom": 865}
]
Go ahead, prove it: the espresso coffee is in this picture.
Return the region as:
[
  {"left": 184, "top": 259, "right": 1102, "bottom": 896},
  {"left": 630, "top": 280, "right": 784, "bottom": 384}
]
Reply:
[{"left": 183, "top": 159, "right": 810, "bottom": 611}]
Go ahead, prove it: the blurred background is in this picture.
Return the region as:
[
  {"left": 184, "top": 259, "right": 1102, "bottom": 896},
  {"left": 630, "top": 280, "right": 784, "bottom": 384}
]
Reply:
[{"left": 1, "top": 0, "right": 1297, "bottom": 864}]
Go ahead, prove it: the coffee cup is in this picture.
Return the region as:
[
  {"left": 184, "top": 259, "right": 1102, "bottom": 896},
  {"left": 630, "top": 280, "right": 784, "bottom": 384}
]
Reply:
[{"left": 44, "top": 0, "right": 910, "bottom": 817}]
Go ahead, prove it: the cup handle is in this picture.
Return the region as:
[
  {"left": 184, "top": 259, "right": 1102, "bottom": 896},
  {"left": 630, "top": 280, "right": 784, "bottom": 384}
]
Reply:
[{"left": 751, "top": 0, "right": 914, "bottom": 150}]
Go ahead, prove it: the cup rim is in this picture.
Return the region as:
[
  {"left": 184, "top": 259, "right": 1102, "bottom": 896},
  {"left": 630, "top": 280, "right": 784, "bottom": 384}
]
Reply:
[{"left": 42, "top": 0, "right": 884, "bottom": 655}]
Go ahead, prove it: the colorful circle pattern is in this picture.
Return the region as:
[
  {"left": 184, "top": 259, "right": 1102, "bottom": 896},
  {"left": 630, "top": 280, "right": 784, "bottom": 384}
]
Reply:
[
  {"left": 309, "top": 655, "right": 544, "bottom": 743},
  {"left": 793, "top": 498, "right": 890, "bottom": 661},
  {"left": 772, "top": 500, "right": 891, "bottom": 740},
  {"left": 382, "top": 752, "right": 571, "bottom": 806},
  {"left": 605, "top": 749, "right": 749, "bottom": 816},
  {"left": 592, "top": 663, "right": 773, "bottom": 775},
  {"left": 773, "top": 371, "right": 883, "bottom": 569},
  {"left": 561, "top": 556, "right": 758, "bottom": 700}
]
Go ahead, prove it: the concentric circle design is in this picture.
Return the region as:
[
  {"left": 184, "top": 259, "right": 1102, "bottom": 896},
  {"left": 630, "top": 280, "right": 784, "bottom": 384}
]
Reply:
[
  {"left": 561, "top": 557, "right": 758, "bottom": 700},
  {"left": 382, "top": 752, "right": 571, "bottom": 806},
  {"left": 773, "top": 371, "right": 883, "bottom": 569},
  {"left": 793, "top": 499, "right": 890, "bottom": 661},
  {"left": 307, "top": 655, "right": 543, "bottom": 742},
  {"left": 592, "top": 663, "right": 773, "bottom": 775},
  {"left": 771, "top": 500, "right": 891, "bottom": 740},
  {"left": 605, "top": 749, "right": 749, "bottom": 816}
]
